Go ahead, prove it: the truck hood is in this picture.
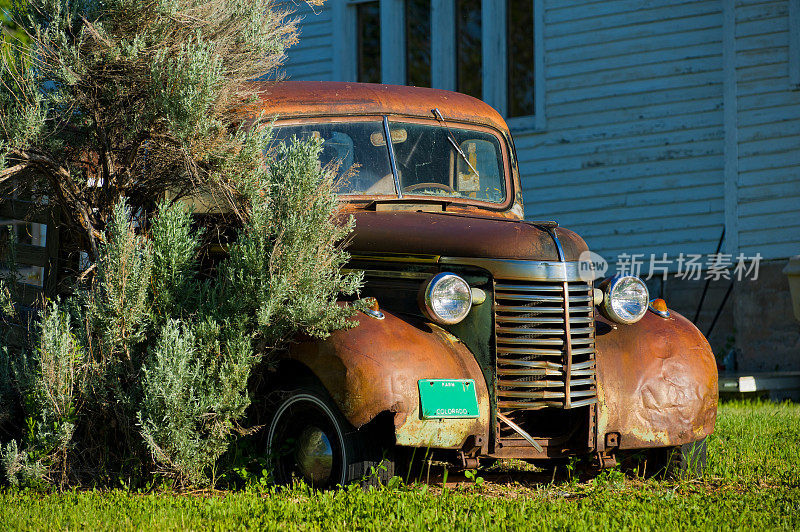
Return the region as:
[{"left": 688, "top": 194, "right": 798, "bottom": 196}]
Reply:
[{"left": 345, "top": 211, "right": 588, "bottom": 261}]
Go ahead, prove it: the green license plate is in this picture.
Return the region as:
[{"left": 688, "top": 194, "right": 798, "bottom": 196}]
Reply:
[{"left": 418, "top": 379, "right": 479, "bottom": 419}]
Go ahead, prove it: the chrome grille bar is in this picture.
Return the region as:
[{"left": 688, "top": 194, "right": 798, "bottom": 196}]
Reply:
[
  {"left": 494, "top": 277, "right": 598, "bottom": 411},
  {"left": 562, "top": 277, "right": 574, "bottom": 408}
]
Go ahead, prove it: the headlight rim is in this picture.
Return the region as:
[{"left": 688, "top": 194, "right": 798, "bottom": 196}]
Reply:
[
  {"left": 420, "top": 272, "right": 473, "bottom": 325},
  {"left": 599, "top": 274, "right": 650, "bottom": 325}
]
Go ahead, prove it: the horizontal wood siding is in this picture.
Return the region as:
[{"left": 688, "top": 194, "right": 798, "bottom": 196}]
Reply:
[
  {"left": 735, "top": 0, "right": 800, "bottom": 259},
  {"left": 520, "top": 0, "right": 726, "bottom": 266},
  {"left": 282, "top": 3, "right": 334, "bottom": 81}
]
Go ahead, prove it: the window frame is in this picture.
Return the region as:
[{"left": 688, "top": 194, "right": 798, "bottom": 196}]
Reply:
[
  {"left": 270, "top": 115, "right": 515, "bottom": 211},
  {"left": 333, "top": 0, "right": 546, "bottom": 131},
  {"left": 483, "top": 0, "right": 546, "bottom": 132},
  {"left": 791, "top": 0, "right": 800, "bottom": 90}
]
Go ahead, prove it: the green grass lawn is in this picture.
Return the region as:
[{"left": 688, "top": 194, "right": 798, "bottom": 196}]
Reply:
[{"left": 1, "top": 400, "right": 798, "bottom": 531}]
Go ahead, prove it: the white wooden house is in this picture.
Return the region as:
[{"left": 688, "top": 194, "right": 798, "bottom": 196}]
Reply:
[{"left": 280, "top": 0, "right": 800, "bottom": 371}]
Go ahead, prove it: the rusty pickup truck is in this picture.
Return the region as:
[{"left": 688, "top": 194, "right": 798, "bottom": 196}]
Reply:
[{"left": 256, "top": 81, "right": 718, "bottom": 487}]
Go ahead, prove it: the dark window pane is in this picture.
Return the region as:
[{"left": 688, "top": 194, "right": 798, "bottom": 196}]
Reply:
[
  {"left": 273, "top": 122, "right": 395, "bottom": 195},
  {"left": 15, "top": 222, "right": 33, "bottom": 245},
  {"left": 357, "top": 2, "right": 381, "bottom": 83},
  {"left": 507, "top": 0, "right": 534, "bottom": 116},
  {"left": 389, "top": 121, "right": 506, "bottom": 204},
  {"left": 405, "top": 0, "right": 431, "bottom": 87},
  {"left": 456, "top": 0, "right": 482, "bottom": 99}
]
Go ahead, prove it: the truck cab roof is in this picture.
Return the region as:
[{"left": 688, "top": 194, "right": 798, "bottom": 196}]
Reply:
[{"left": 251, "top": 81, "right": 510, "bottom": 134}]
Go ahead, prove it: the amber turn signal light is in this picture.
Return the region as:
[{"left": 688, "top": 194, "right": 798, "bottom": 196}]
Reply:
[
  {"left": 648, "top": 298, "right": 670, "bottom": 318},
  {"left": 361, "top": 297, "right": 385, "bottom": 320}
]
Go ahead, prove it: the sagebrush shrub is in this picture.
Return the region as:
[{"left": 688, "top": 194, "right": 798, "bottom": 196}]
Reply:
[
  {"left": 133, "top": 138, "right": 363, "bottom": 486},
  {"left": 139, "top": 319, "right": 255, "bottom": 485},
  {"left": 0, "top": 0, "right": 305, "bottom": 260},
  {"left": 91, "top": 202, "right": 154, "bottom": 363},
  {"left": 0, "top": 138, "right": 363, "bottom": 487},
  {"left": 150, "top": 202, "right": 202, "bottom": 323},
  {"left": 0, "top": 440, "right": 45, "bottom": 488},
  {"left": 0, "top": 303, "right": 87, "bottom": 487},
  {"left": 0, "top": 0, "right": 360, "bottom": 489}
]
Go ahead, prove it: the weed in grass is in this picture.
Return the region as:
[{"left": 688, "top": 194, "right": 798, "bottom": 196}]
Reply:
[
  {"left": 463, "top": 469, "right": 484, "bottom": 489},
  {"left": 592, "top": 467, "right": 626, "bottom": 491}
]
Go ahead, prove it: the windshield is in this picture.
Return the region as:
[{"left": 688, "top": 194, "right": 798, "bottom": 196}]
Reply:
[{"left": 271, "top": 119, "right": 507, "bottom": 204}]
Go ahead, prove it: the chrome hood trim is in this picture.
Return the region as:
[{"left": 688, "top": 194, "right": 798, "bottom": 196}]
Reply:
[{"left": 439, "top": 257, "right": 584, "bottom": 282}]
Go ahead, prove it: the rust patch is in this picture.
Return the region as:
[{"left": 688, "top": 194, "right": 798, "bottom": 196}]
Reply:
[
  {"left": 250, "top": 81, "right": 509, "bottom": 134},
  {"left": 339, "top": 210, "right": 588, "bottom": 261},
  {"left": 395, "top": 393, "right": 491, "bottom": 449},
  {"left": 287, "top": 310, "right": 490, "bottom": 451},
  {"left": 595, "top": 309, "right": 718, "bottom": 450}
]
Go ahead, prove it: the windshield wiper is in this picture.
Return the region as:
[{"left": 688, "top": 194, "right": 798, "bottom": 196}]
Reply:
[
  {"left": 432, "top": 108, "right": 479, "bottom": 177},
  {"left": 383, "top": 115, "right": 404, "bottom": 199}
]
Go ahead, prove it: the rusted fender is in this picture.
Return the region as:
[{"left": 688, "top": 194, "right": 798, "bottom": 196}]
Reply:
[
  {"left": 286, "top": 310, "right": 491, "bottom": 451},
  {"left": 595, "top": 309, "right": 718, "bottom": 450}
]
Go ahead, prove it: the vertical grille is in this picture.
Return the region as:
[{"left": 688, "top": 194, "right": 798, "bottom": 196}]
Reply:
[{"left": 494, "top": 279, "right": 598, "bottom": 411}]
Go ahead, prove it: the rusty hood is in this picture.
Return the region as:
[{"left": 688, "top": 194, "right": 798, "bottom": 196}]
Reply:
[{"left": 344, "top": 210, "right": 588, "bottom": 261}]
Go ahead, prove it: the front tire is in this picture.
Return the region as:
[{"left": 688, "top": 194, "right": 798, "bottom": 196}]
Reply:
[
  {"left": 644, "top": 438, "right": 708, "bottom": 479},
  {"left": 266, "top": 387, "right": 394, "bottom": 488},
  {"left": 620, "top": 438, "right": 708, "bottom": 479},
  {"left": 667, "top": 438, "right": 708, "bottom": 478}
]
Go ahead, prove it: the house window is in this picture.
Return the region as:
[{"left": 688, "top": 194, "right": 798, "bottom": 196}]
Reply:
[
  {"left": 338, "top": 0, "right": 545, "bottom": 128},
  {"left": 455, "top": 0, "right": 482, "bottom": 100},
  {"left": 357, "top": 1, "right": 381, "bottom": 83},
  {"left": 506, "top": 0, "right": 534, "bottom": 117},
  {"left": 405, "top": 0, "right": 431, "bottom": 87}
]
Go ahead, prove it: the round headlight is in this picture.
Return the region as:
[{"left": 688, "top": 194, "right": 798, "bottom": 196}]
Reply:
[
  {"left": 420, "top": 273, "right": 473, "bottom": 325},
  {"left": 599, "top": 275, "right": 649, "bottom": 325}
]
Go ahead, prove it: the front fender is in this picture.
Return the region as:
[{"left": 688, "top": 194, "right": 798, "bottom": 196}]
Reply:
[
  {"left": 595, "top": 309, "right": 718, "bottom": 450},
  {"left": 286, "top": 311, "right": 490, "bottom": 450}
]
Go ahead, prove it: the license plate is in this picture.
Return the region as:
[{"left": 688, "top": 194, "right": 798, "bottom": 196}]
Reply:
[{"left": 418, "top": 379, "right": 479, "bottom": 419}]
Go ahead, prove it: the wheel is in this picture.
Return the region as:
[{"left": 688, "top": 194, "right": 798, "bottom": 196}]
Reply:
[
  {"left": 619, "top": 438, "right": 708, "bottom": 479},
  {"left": 266, "top": 387, "right": 394, "bottom": 488},
  {"left": 636, "top": 438, "right": 707, "bottom": 479},
  {"left": 667, "top": 438, "right": 707, "bottom": 478}
]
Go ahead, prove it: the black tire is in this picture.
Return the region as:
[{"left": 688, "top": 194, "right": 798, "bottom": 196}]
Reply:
[
  {"left": 266, "top": 387, "right": 394, "bottom": 489},
  {"left": 668, "top": 438, "right": 708, "bottom": 478},
  {"left": 640, "top": 438, "right": 707, "bottom": 479},
  {"left": 620, "top": 438, "right": 708, "bottom": 479}
]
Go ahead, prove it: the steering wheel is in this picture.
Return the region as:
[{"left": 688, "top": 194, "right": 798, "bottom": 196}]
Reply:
[{"left": 403, "top": 182, "right": 456, "bottom": 194}]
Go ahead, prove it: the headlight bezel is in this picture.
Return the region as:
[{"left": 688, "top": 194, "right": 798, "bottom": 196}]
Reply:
[
  {"left": 598, "top": 275, "right": 650, "bottom": 325},
  {"left": 419, "top": 272, "right": 473, "bottom": 325}
]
